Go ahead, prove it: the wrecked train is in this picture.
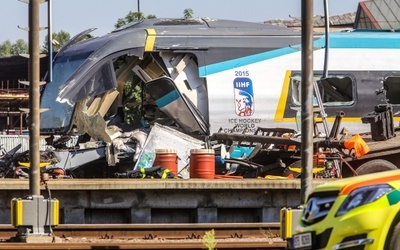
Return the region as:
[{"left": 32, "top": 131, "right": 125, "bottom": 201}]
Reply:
[
  {"left": 4, "top": 18, "right": 400, "bottom": 178},
  {"left": 36, "top": 18, "right": 308, "bottom": 178}
]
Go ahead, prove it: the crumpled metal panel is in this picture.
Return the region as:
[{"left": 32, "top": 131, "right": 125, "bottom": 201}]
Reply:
[
  {"left": 57, "top": 61, "right": 117, "bottom": 106},
  {"left": 56, "top": 30, "right": 147, "bottom": 105}
]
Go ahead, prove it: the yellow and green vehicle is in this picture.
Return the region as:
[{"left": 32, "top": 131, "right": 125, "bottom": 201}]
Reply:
[{"left": 288, "top": 169, "right": 400, "bottom": 250}]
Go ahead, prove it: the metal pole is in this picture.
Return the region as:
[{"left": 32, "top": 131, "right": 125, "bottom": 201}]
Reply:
[
  {"left": 28, "top": 0, "right": 41, "bottom": 196},
  {"left": 323, "top": 0, "right": 330, "bottom": 79},
  {"left": 20, "top": 111, "right": 23, "bottom": 134},
  {"left": 300, "top": 0, "right": 314, "bottom": 204},
  {"left": 48, "top": 0, "right": 52, "bottom": 82},
  {"left": 137, "top": 0, "right": 140, "bottom": 12},
  {"left": 6, "top": 108, "right": 10, "bottom": 134}
]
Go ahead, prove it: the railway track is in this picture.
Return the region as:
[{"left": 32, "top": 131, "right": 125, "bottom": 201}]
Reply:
[{"left": 0, "top": 223, "right": 287, "bottom": 249}]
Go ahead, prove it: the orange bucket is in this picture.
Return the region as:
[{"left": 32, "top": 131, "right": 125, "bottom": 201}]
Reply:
[
  {"left": 190, "top": 149, "right": 215, "bottom": 179},
  {"left": 153, "top": 149, "right": 178, "bottom": 176}
]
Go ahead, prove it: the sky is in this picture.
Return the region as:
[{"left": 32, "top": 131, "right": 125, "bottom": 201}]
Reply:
[{"left": 0, "top": 0, "right": 361, "bottom": 44}]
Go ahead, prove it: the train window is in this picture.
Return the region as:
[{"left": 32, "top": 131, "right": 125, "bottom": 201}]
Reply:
[
  {"left": 291, "top": 74, "right": 355, "bottom": 106},
  {"left": 40, "top": 50, "right": 93, "bottom": 133},
  {"left": 383, "top": 76, "right": 400, "bottom": 105}
]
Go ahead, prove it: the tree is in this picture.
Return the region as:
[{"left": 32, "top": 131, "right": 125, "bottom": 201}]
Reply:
[
  {"left": 41, "top": 30, "right": 71, "bottom": 53},
  {"left": 11, "top": 39, "right": 28, "bottom": 55},
  {"left": 0, "top": 39, "right": 28, "bottom": 57},
  {"left": 114, "top": 11, "right": 156, "bottom": 29},
  {"left": 0, "top": 40, "right": 13, "bottom": 57},
  {"left": 183, "top": 8, "right": 194, "bottom": 19}
]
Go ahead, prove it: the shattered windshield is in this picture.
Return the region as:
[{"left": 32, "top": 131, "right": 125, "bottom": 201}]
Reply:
[{"left": 40, "top": 51, "right": 92, "bottom": 134}]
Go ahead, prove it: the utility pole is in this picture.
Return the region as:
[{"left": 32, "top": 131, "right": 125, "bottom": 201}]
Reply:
[
  {"left": 47, "top": 0, "right": 53, "bottom": 82},
  {"left": 10, "top": 0, "right": 59, "bottom": 243},
  {"left": 300, "top": 0, "right": 314, "bottom": 204},
  {"left": 28, "top": 0, "right": 41, "bottom": 198},
  {"left": 137, "top": 0, "right": 140, "bottom": 12}
]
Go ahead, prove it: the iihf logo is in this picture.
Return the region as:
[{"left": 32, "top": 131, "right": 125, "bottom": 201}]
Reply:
[{"left": 233, "top": 77, "right": 254, "bottom": 116}]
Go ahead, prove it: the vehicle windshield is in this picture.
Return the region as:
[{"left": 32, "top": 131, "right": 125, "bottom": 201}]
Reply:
[{"left": 40, "top": 51, "right": 92, "bottom": 134}]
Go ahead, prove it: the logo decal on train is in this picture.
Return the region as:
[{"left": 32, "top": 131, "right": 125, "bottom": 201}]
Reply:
[{"left": 233, "top": 77, "right": 254, "bottom": 117}]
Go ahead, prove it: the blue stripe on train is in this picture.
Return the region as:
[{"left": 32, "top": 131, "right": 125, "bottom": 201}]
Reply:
[
  {"left": 154, "top": 90, "right": 180, "bottom": 108},
  {"left": 199, "top": 31, "right": 400, "bottom": 77}
]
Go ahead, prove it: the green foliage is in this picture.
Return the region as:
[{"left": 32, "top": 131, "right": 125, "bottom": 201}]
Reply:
[
  {"left": 123, "top": 80, "right": 142, "bottom": 124},
  {"left": 183, "top": 8, "right": 194, "bottom": 19},
  {"left": 0, "top": 40, "right": 12, "bottom": 57},
  {"left": 202, "top": 229, "right": 216, "bottom": 250},
  {"left": 42, "top": 30, "right": 71, "bottom": 53},
  {"left": 12, "top": 39, "right": 28, "bottom": 55},
  {"left": 0, "top": 30, "right": 70, "bottom": 56},
  {"left": 0, "top": 39, "right": 28, "bottom": 57},
  {"left": 115, "top": 11, "right": 157, "bottom": 29}
]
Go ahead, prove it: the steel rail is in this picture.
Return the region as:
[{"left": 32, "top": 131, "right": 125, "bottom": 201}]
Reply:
[
  {"left": 0, "top": 223, "right": 286, "bottom": 249},
  {"left": 0, "top": 241, "right": 287, "bottom": 249},
  {"left": 0, "top": 222, "right": 281, "bottom": 239}
]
